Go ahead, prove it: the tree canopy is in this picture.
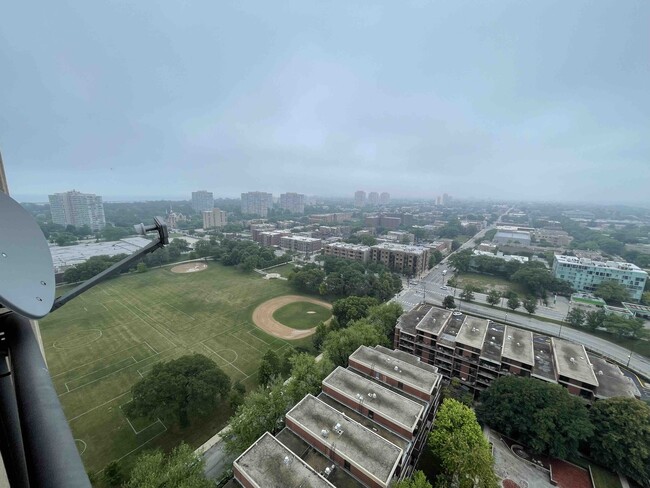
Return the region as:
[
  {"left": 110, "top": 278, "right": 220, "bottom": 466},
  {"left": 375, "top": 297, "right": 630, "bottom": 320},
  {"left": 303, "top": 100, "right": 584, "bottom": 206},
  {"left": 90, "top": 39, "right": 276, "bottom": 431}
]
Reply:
[
  {"left": 322, "top": 320, "right": 389, "bottom": 366},
  {"left": 258, "top": 349, "right": 281, "bottom": 387},
  {"left": 429, "top": 399, "right": 499, "bottom": 488},
  {"left": 393, "top": 471, "right": 433, "bottom": 488},
  {"left": 332, "top": 296, "right": 379, "bottom": 328},
  {"left": 127, "top": 354, "right": 231, "bottom": 427},
  {"left": 594, "top": 280, "right": 630, "bottom": 304},
  {"left": 476, "top": 376, "right": 592, "bottom": 459},
  {"left": 126, "top": 443, "right": 212, "bottom": 488},
  {"left": 588, "top": 398, "right": 650, "bottom": 486}
]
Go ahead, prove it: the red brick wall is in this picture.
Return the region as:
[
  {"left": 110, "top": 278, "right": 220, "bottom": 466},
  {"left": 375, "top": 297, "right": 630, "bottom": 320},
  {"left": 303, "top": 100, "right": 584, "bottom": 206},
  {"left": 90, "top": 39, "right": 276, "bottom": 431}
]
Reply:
[{"left": 233, "top": 467, "right": 256, "bottom": 488}]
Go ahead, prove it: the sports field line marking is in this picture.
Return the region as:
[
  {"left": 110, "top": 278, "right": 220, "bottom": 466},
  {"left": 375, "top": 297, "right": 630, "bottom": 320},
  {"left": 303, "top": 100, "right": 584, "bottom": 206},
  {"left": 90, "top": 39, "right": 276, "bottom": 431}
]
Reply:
[
  {"left": 52, "top": 343, "right": 153, "bottom": 378},
  {"left": 230, "top": 331, "right": 265, "bottom": 353},
  {"left": 104, "top": 422, "right": 168, "bottom": 469},
  {"left": 52, "top": 329, "right": 103, "bottom": 351},
  {"left": 143, "top": 341, "right": 159, "bottom": 355},
  {"left": 201, "top": 343, "right": 247, "bottom": 376},
  {"left": 68, "top": 391, "right": 131, "bottom": 422},
  {"left": 100, "top": 303, "right": 109, "bottom": 311},
  {"left": 118, "top": 402, "right": 165, "bottom": 435},
  {"left": 64, "top": 356, "right": 137, "bottom": 391},
  {"left": 75, "top": 439, "right": 87, "bottom": 455},
  {"left": 135, "top": 315, "right": 178, "bottom": 349},
  {"left": 165, "top": 303, "right": 195, "bottom": 321}
]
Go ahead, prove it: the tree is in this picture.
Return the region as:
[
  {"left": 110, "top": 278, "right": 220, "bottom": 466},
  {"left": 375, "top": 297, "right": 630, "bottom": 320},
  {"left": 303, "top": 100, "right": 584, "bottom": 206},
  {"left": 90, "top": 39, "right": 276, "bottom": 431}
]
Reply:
[
  {"left": 449, "top": 249, "right": 472, "bottom": 272},
  {"left": 366, "top": 302, "right": 404, "bottom": 335},
  {"left": 460, "top": 285, "right": 475, "bottom": 302},
  {"left": 332, "top": 296, "right": 379, "bottom": 328},
  {"left": 441, "top": 377, "right": 473, "bottom": 407},
  {"left": 451, "top": 240, "right": 461, "bottom": 251},
  {"left": 522, "top": 297, "right": 537, "bottom": 314},
  {"left": 126, "top": 443, "right": 212, "bottom": 488},
  {"left": 603, "top": 314, "right": 646, "bottom": 339},
  {"left": 322, "top": 320, "right": 389, "bottom": 367},
  {"left": 258, "top": 349, "right": 281, "bottom": 387},
  {"left": 393, "top": 470, "right": 432, "bottom": 488},
  {"left": 136, "top": 262, "right": 148, "bottom": 273},
  {"left": 476, "top": 376, "right": 593, "bottom": 459},
  {"left": 428, "top": 250, "right": 443, "bottom": 269},
  {"left": 506, "top": 295, "right": 520, "bottom": 311},
  {"left": 104, "top": 461, "right": 125, "bottom": 487},
  {"left": 228, "top": 382, "right": 246, "bottom": 410},
  {"left": 566, "top": 307, "right": 586, "bottom": 328},
  {"left": 589, "top": 398, "right": 650, "bottom": 486},
  {"left": 225, "top": 379, "right": 289, "bottom": 454},
  {"left": 442, "top": 295, "right": 456, "bottom": 309},
  {"left": 127, "top": 354, "right": 231, "bottom": 427},
  {"left": 284, "top": 353, "right": 334, "bottom": 404},
  {"left": 594, "top": 280, "right": 630, "bottom": 304},
  {"left": 313, "top": 322, "right": 329, "bottom": 350},
  {"left": 585, "top": 309, "right": 606, "bottom": 330},
  {"left": 429, "top": 399, "right": 499, "bottom": 488},
  {"left": 486, "top": 290, "right": 501, "bottom": 307}
]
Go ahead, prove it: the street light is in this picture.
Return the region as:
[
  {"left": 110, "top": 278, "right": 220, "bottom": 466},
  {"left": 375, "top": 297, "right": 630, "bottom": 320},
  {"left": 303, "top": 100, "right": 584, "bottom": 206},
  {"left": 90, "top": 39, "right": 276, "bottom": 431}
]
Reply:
[
  {"left": 504, "top": 312, "right": 508, "bottom": 324},
  {"left": 627, "top": 352, "right": 632, "bottom": 368}
]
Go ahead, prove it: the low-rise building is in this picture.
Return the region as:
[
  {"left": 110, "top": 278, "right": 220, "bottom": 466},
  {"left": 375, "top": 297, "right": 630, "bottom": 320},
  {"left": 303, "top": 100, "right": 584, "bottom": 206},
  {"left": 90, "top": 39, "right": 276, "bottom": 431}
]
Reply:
[
  {"left": 309, "top": 213, "right": 353, "bottom": 224},
  {"left": 258, "top": 230, "right": 289, "bottom": 247},
  {"left": 552, "top": 255, "right": 648, "bottom": 302},
  {"left": 532, "top": 229, "right": 573, "bottom": 247},
  {"left": 369, "top": 243, "right": 430, "bottom": 276},
  {"left": 385, "top": 231, "right": 415, "bottom": 244},
  {"left": 493, "top": 230, "right": 531, "bottom": 247},
  {"left": 280, "top": 235, "right": 322, "bottom": 253},
  {"left": 393, "top": 304, "right": 639, "bottom": 401},
  {"left": 322, "top": 242, "right": 370, "bottom": 263}
]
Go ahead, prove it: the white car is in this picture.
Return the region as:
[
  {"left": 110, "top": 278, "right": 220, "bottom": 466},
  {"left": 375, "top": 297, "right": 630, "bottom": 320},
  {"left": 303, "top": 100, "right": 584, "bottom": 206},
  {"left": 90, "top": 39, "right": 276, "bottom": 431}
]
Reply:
[
  {"left": 453, "top": 311, "right": 463, "bottom": 316},
  {"left": 440, "top": 286, "right": 448, "bottom": 290}
]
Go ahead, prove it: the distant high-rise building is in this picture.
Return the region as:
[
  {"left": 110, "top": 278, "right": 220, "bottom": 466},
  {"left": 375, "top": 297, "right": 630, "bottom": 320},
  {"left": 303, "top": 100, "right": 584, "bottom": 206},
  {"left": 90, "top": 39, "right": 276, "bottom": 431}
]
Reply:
[
  {"left": 354, "top": 190, "right": 366, "bottom": 207},
  {"left": 379, "top": 192, "right": 390, "bottom": 205},
  {"left": 279, "top": 192, "right": 305, "bottom": 214},
  {"left": 241, "top": 191, "right": 273, "bottom": 217},
  {"left": 191, "top": 191, "right": 214, "bottom": 212},
  {"left": 368, "top": 192, "right": 379, "bottom": 206},
  {"left": 0, "top": 150, "right": 8, "bottom": 194},
  {"left": 442, "top": 193, "right": 451, "bottom": 205},
  {"left": 202, "top": 208, "right": 227, "bottom": 229},
  {"left": 436, "top": 196, "right": 442, "bottom": 206},
  {"left": 48, "top": 190, "right": 106, "bottom": 231}
]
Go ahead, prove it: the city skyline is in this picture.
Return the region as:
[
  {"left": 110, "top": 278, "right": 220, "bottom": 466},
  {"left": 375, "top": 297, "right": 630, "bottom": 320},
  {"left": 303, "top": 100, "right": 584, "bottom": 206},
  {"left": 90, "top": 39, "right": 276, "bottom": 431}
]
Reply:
[{"left": 2, "top": 2, "right": 649, "bottom": 204}]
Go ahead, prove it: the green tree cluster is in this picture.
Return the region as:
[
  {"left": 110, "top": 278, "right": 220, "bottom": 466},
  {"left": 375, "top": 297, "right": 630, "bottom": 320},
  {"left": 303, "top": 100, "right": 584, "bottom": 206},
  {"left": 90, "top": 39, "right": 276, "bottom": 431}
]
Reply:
[
  {"left": 126, "top": 443, "right": 212, "bottom": 488},
  {"left": 429, "top": 399, "right": 499, "bottom": 488},
  {"left": 594, "top": 280, "right": 630, "bottom": 304},
  {"left": 477, "top": 376, "right": 593, "bottom": 459},
  {"left": 127, "top": 354, "right": 231, "bottom": 427},
  {"left": 393, "top": 471, "right": 433, "bottom": 488},
  {"left": 62, "top": 253, "right": 129, "bottom": 282}
]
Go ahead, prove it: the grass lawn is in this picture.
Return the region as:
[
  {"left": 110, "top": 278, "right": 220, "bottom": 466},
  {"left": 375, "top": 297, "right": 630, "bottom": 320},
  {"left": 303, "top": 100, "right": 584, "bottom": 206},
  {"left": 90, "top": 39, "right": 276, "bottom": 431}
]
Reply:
[
  {"left": 455, "top": 272, "right": 527, "bottom": 296},
  {"left": 570, "top": 457, "right": 622, "bottom": 488},
  {"left": 272, "top": 302, "right": 332, "bottom": 330},
  {"left": 41, "top": 263, "right": 317, "bottom": 476},
  {"left": 265, "top": 262, "right": 296, "bottom": 277}
]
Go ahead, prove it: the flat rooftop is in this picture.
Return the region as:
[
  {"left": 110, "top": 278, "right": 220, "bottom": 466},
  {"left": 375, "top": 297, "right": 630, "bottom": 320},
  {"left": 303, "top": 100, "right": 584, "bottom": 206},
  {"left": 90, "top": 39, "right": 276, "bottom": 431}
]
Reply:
[
  {"left": 456, "top": 316, "right": 489, "bottom": 350},
  {"left": 437, "top": 313, "right": 465, "bottom": 345},
  {"left": 276, "top": 428, "right": 364, "bottom": 488},
  {"left": 532, "top": 334, "right": 556, "bottom": 381},
  {"left": 552, "top": 338, "right": 599, "bottom": 386},
  {"left": 233, "top": 432, "right": 334, "bottom": 488},
  {"left": 286, "top": 395, "right": 403, "bottom": 487},
  {"left": 322, "top": 367, "right": 424, "bottom": 432},
  {"left": 283, "top": 235, "right": 321, "bottom": 243},
  {"left": 502, "top": 326, "right": 534, "bottom": 367},
  {"left": 325, "top": 242, "right": 370, "bottom": 251},
  {"left": 416, "top": 307, "right": 452, "bottom": 336},
  {"left": 371, "top": 242, "right": 429, "bottom": 254},
  {"left": 555, "top": 255, "right": 646, "bottom": 273},
  {"left": 374, "top": 346, "right": 439, "bottom": 375},
  {"left": 481, "top": 322, "right": 505, "bottom": 364},
  {"left": 397, "top": 303, "right": 432, "bottom": 334},
  {"left": 49, "top": 236, "right": 151, "bottom": 271},
  {"left": 349, "top": 346, "right": 439, "bottom": 395},
  {"left": 589, "top": 355, "right": 641, "bottom": 399}
]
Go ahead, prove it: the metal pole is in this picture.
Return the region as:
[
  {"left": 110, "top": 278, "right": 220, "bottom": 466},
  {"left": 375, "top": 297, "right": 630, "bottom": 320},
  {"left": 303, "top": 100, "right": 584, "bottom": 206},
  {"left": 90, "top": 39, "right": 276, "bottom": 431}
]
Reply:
[
  {"left": 627, "top": 353, "right": 632, "bottom": 368},
  {"left": 3, "top": 312, "right": 91, "bottom": 487}
]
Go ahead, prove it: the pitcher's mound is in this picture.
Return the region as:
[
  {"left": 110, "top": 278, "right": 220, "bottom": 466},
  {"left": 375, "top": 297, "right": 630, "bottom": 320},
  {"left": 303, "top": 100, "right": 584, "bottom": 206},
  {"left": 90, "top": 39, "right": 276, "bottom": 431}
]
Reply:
[
  {"left": 252, "top": 295, "right": 331, "bottom": 340},
  {"left": 171, "top": 262, "right": 208, "bottom": 274}
]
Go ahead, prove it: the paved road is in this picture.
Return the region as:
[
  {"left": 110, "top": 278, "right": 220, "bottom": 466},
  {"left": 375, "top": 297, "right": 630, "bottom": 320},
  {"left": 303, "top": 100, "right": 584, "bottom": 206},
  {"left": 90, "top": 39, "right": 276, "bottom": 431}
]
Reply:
[
  {"left": 394, "top": 226, "right": 650, "bottom": 380},
  {"left": 203, "top": 441, "right": 235, "bottom": 480}
]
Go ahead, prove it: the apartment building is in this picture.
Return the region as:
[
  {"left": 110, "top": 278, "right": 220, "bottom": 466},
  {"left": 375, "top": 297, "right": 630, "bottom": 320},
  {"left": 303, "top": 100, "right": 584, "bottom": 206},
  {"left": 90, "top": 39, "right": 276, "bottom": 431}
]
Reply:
[
  {"left": 191, "top": 191, "right": 214, "bottom": 212},
  {"left": 257, "top": 230, "right": 289, "bottom": 247},
  {"left": 241, "top": 191, "right": 273, "bottom": 217},
  {"left": 533, "top": 229, "right": 573, "bottom": 247},
  {"left": 365, "top": 214, "right": 401, "bottom": 230},
  {"left": 279, "top": 192, "right": 305, "bottom": 214},
  {"left": 368, "top": 192, "right": 379, "bottom": 206},
  {"left": 393, "top": 304, "right": 639, "bottom": 401},
  {"left": 493, "top": 230, "right": 531, "bottom": 247},
  {"left": 280, "top": 235, "right": 322, "bottom": 253},
  {"left": 379, "top": 192, "right": 390, "bottom": 205},
  {"left": 385, "top": 231, "right": 414, "bottom": 244},
  {"left": 552, "top": 255, "right": 648, "bottom": 302},
  {"left": 202, "top": 208, "right": 227, "bottom": 229},
  {"left": 369, "top": 243, "right": 430, "bottom": 276},
  {"left": 309, "top": 213, "right": 354, "bottom": 224},
  {"left": 48, "top": 190, "right": 106, "bottom": 231},
  {"left": 322, "top": 242, "right": 370, "bottom": 263},
  {"left": 354, "top": 190, "right": 366, "bottom": 207},
  {"left": 232, "top": 346, "right": 442, "bottom": 488}
]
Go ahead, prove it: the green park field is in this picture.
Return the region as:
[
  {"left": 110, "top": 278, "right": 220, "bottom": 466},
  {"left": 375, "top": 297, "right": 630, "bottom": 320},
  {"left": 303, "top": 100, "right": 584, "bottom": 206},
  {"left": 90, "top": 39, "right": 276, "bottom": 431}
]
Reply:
[
  {"left": 272, "top": 302, "right": 332, "bottom": 330},
  {"left": 40, "top": 262, "right": 315, "bottom": 475}
]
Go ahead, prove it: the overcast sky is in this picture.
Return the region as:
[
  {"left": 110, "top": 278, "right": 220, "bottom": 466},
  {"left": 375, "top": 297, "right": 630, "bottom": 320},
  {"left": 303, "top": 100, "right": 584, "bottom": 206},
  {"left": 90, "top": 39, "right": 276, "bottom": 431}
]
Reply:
[{"left": 1, "top": 1, "right": 649, "bottom": 203}]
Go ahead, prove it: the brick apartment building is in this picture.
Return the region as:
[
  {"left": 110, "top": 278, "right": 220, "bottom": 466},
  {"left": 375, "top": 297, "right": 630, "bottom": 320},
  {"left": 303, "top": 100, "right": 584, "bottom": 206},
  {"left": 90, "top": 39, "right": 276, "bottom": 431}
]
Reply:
[
  {"left": 370, "top": 243, "right": 430, "bottom": 277},
  {"left": 393, "top": 304, "right": 639, "bottom": 401},
  {"left": 231, "top": 345, "right": 442, "bottom": 488},
  {"left": 280, "top": 235, "right": 322, "bottom": 253},
  {"left": 309, "top": 213, "right": 354, "bottom": 224},
  {"left": 322, "top": 242, "right": 370, "bottom": 263}
]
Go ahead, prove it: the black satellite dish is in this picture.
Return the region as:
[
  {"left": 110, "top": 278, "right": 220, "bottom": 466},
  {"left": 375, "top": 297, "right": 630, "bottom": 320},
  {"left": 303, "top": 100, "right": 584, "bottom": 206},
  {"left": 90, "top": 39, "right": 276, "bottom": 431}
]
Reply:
[{"left": 0, "top": 191, "right": 55, "bottom": 319}]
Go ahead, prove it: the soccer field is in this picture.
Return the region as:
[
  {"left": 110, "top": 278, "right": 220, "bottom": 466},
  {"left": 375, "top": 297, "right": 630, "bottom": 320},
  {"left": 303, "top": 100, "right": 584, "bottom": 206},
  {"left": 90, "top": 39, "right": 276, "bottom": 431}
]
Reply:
[{"left": 40, "top": 262, "right": 314, "bottom": 475}]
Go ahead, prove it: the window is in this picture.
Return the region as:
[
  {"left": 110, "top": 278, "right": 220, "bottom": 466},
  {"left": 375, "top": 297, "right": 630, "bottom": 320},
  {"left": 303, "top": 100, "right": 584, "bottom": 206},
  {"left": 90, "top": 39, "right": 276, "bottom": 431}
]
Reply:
[
  {"left": 397, "top": 381, "right": 403, "bottom": 389},
  {"left": 368, "top": 410, "right": 374, "bottom": 419},
  {"left": 344, "top": 460, "right": 351, "bottom": 471}
]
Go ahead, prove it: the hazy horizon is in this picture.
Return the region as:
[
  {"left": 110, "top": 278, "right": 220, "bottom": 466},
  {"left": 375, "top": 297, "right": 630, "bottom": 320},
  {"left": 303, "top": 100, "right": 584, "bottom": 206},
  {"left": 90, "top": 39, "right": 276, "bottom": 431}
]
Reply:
[{"left": 2, "top": 1, "right": 649, "bottom": 203}]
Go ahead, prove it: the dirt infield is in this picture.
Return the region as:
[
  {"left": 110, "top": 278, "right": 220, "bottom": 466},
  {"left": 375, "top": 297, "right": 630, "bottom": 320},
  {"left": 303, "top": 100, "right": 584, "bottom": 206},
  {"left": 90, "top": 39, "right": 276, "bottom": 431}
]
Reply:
[
  {"left": 252, "top": 295, "right": 332, "bottom": 340},
  {"left": 171, "top": 262, "right": 208, "bottom": 274}
]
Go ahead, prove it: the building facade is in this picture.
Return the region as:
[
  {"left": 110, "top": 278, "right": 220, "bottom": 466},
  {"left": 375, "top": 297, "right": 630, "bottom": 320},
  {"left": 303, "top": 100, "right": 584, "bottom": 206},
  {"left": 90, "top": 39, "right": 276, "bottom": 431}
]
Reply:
[
  {"left": 202, "top": 208, "right": 227, "bottom": 229},
  {"left": 322, "top": 242, "right": 371, "bottom": 263},
  {"left": 241, "top": 192, "right": 273, "bottom": 217},
  {"left": 280, "top": 235, "right": 322, "bottom": 253},
  {"left": 369, "top": 243, "right": 430, "bottom": 276},
  {"left": 552, "top": 255, "right": 648, "bottom": 302},
  {"left": 191, "top": 191, "right": 214, "bottom": 212},
  {"left": 354, "top": 190, "right": 366, "bottom": 208},
  {"left": 393, "top": 304, "right": 639, "bottom": 401},
  {"left": 232, "top": 345, "right": 442, "bottom": 488},
  {"left": 48, "top": 190, "right": 106, "bottom": 231},
  {"left": 379, "top": 192, "right": 390, "bottom": 205},
  {"left": 367, "top": 192, "right": 379, "bottom": 206},
  {"left": 279, "top": 192, "right": 305, "bottom": 214},
  {"left": 493, "top": 230, "right": 531, "bottom": 247},
  {"left": 309, "top": 213, "right": 353, "bottom": 224}
]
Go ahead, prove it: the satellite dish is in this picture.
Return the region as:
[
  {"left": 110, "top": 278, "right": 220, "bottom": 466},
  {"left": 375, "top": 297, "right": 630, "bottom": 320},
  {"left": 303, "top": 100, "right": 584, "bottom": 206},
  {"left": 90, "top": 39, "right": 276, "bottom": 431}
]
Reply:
[{"left": 0, "top": 191, "right": 55, "bottom": 318}]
